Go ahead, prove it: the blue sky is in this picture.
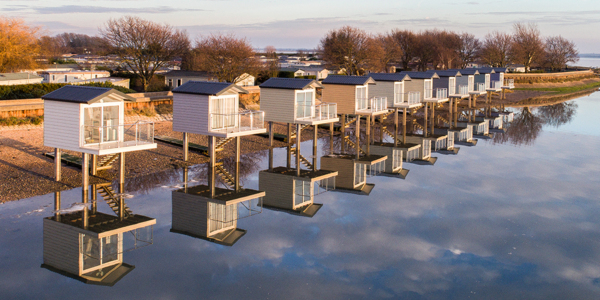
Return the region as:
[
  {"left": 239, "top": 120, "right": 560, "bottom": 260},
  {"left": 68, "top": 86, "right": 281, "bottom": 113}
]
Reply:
[{"left": 2, "top": 0, "right": 599, "bottom": 52}]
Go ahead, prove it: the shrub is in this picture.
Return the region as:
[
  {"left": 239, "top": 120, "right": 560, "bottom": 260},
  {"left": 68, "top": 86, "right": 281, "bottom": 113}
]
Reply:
[
  {"left": 155, "top": 104, "right": 172, "bottom": 115},
  {"left": 0, "top": 82, "right": 135, "bottom": 100}
]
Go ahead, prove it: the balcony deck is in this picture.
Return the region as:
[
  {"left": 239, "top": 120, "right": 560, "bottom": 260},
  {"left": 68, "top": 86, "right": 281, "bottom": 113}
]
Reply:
[
  {"left": 209, "top": 127, "right": 267, "bottom": 138},
  {"left": 80, "top": 140, "right": 157, "bottom": 155}
]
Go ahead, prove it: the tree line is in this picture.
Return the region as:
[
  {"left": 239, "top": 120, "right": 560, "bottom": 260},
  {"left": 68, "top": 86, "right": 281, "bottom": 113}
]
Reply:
[
  {"left": 320, "top": 23, "right": 579, "bottom": 75},
  {"left": 0, "top": 16, "right": 580, "bottom": 93}
]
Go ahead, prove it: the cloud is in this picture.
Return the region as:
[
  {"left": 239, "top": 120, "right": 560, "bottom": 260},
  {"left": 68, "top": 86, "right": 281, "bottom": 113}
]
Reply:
[{"left": 2, "top": 5, "right": 208, "bottom": 14}]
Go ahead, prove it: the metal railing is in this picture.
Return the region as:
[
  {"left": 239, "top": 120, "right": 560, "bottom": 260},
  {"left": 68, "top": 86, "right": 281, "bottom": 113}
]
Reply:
[
  {"left": 367, "top": 160, "right": 386, "bottom": 177},
  {"left": 357, "top": 96, "right": 388, "bottom": 113},
  {"left": 426, "top": 88, "right": 447, "bottom": 100},
  {"left": 500, "top": 112, "right": 514, "bottom": 123},
  {"left": 396, "top": 92, "right": 421, "bottom": 105},
  {"left": 504, "top": 79, "right": 515, "bottom": 88},
  {"left": 466, "top": 126, "right": 473, "bottom": 141},
  {"left": 458, "top": 85, "right": 469, "bottom": 96},
  {"left": 315, "top": 177, "right": 336, "bottom": 195},
  {"left": 296, "top": 103, "right": 337, "bottom": 121},
  {"left": 406, "top": 147, "right": 420, "bottom": 162},
  {"left": 491, "top": 80, "right": 502, "bottom": 90},
  {"left": 208, "top": 198, "right": 262, "bottom": 225},
  {"left": 433, "top": 137, "right": 447, "bottom": 151},
  {"left": 82, "top": 121, "right": 154, "bottom": 150},
  {"left": 421, "top": 140, "right": 431, "bottom": 159},
  {"left": 474, "top": 82, "right": 486, "bottom": 92},
  {"left": 210, "top": 111, "right": 265, "bottom": 133},
  {"left": 447, "top": 133, "right": 454, "bottom": 149}
]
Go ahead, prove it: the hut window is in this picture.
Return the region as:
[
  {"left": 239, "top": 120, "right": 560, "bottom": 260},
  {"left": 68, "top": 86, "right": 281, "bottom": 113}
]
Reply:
[
  {"left": 394, "top": 82, "right": 403, "bottom": 104},
  {"left": 354, "top": 163, "right": 366, "bottom": 186},
  {"left": 81, "top": 234, "right": 119, "bottom": 271},
  {"left": 177, "top": 79, "right": 182, "bottom": 87},
  {"left": 168, "top": 79, "right": 173, "bottom": 87},
  {"left": 392, "top": 149, "right": 403, "bottom": 171},
  {"left": 83, "top": 104, "right": 121, "bottom": 145},
  {"left": 211, "top": 96, "right": 237, "bottom": 129},
  {"left": 208, "top": 203, "right": 236, "bottom": 234}
]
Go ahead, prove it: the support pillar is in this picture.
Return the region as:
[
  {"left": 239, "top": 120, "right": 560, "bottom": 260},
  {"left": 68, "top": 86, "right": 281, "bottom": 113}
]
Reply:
[
  {"left": 235, "top": 136, "right": 240, "bottom": 192},
  {"left": 313, "top": 125, "right": 318, "bottom": 171},
  {"left": 286, "top": 124, "right": 292, "bottom": 168},
  {"left": 296, "top": 124, "right": 301, "bottom": 177},
  {"left": 424, "top": 103, "right": 428, "bottom": 137},
  {"left": 268, "top": 148, "right": 274, "bottom": 171},
  {"left": 54, "top": 148, "right": 61, "bottom": 181},
  {"left": 366, "top": 116, "right": 371, "bottom": 156},
  {"left": 341, "top": 114, "right": 346, "bottom": 153},
  {"left": 355, "top": 115, "right": 361, "bottom": 160},
  {"left": 119, "top": 152, "right": 125, "bottom": 188},
  {"left": 329, "top": 122, "right": 334, "bottom": 155},
  {"left": 268, "top": 121, "right": 274, "bottom": 147},
  {"left": 183, "top": 166, "right": 189, "bottom": 193},
  {"left": 449, "top": 99, "right": 453, "bottom": 126},
  {"left": 183, "top": 132, "right": 189, "bottom": 161},
  {"left": 208, "top": 136, "right": 216, "bottom": 197},
  {"left": 394, "top": 108, "right": 399, "bottom": 147},
  {"left": 81, "top": 153, "right": 89, "bottom": 200},
  {"left": 54, "top": 191, "right": 61, "bottom": 221},
  {"left": 430, "top": 102, "right": 435, "bottom": 135},
  {"left": 402, "top": 108, "right": 407, "bottom": 144},
  {"left": 91, "top": 154, "right": 97, "bottom": 176}
]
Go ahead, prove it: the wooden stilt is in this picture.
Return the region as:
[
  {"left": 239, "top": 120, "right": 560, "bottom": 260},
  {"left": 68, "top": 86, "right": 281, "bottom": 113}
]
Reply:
[
  {"left": 54, "top": 191, "right": 61, "bottom": 221},
  {"left": 402, "top": 108, "right": 407, "bottom": 144},
  {"left": 286, "top": 124, "right": 292, "bottom": 168},
  {"left": 366, "top": 116, "right": 371, "bottom": 156},
  {"left": 394, "top": 108, "right": 399, "bottom": 147},
  {"left": 430, "top": 102, "right": 435, "bottom": 135},
  {"left": 355, "top": 115, "right": 361, "bottom": 159},
  {"left": 235, "top": 136, "right": 240, "bottom": 192},
  {"left": 313, "top": 125, "right": 318, "bottom": 171},
  {"left": 341, "top": 114, "right": 346, "bottom": 153},
  {"left": 119, "top": 152, "right": 125, "bottom": 186},
  {"left": 208, "top": 136, "right": 215, "bottom": 197},
  {"left": 268, "top": 121, "right": 274, "bottom": 147},
  {"left": 54, "top": 148, "right": 61, "bottom": 181},
  {"left": 329, "top": 121, "right": 334, "bottom": 155},
  {"left": 183, "top": 166, "right": 189, "bottom": 193},
  {"left": 91, "top": 154, "right": 97, "bottom": 176},
  {"left": 81, "top": 153, "right": 89, "bottom": 200},
  {"left": 424, "top": 103, "right": 428, "bottom": 137},
  {"left": 296, "top": 124, "right": 301, "bottom": 176},
  {"left": 183, "top": 132, "right": 189, "bottom": 161}
]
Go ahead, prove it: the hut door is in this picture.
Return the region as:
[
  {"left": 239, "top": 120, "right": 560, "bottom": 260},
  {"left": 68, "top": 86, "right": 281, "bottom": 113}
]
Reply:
[
  {"left": 424, "top": 80, "right": 432, "bottom": 99},
  {"left": 294, "top": 180, "right": 312, "bottom": 207},
  {"left": 354, "top": 163, "right": 366, "bottom": 186},
  {"left": 449, "top": 78, "right": 456, "bottom": 95},
  {"left": 83, "top": 104, "right": 120, "bottom": 145},
  {"left": 485, "top": 74, "right": 490, "bottom": 88},
  {"left": 392, "top": 149, "right": 403, "bottom": 171},
  {"left": 468, "top": 76, "right": 474, "bottom": 91},
  {"left": 356, "top": 86, "right": 367, "bottom": 110},
  {"left": 296, "top": 90, "right": 314, "bottom": 119},
  {"left": 394, "top": 82, "right": 403, "bottom": 104},
  {"left": 208, "top": 203, "right": 237, "bottom": 235},
  {"left": 211, "top": 96, "right": 237, "bottom": 129}
]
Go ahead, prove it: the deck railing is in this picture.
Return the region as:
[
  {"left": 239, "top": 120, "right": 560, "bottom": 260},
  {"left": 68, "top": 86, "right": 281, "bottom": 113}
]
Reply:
[
  {"left": 315, "top": 177, "right": 336, "bottom": 195},
  {"left": 474, "top": 82, "right": 486, "bottom": 92},
  {"left": 296, "top": 103, "right": 337, "bottom": 121},
  {"left": 433, "top": 137, "right": 447, "bottom": 151},
  {"left": 82, "top": 121, "right": 154, "bottom": 150},
  {"left": 210, "top": 111, "right": 265, "bottom": 134},
  {"left": 367, "top": 160, "right": 386, "bottom": 177},
  {"left": 392, "top": 149, "right": 403, "bottom": 171},
  {"left": 406, "top": 147, "right": 420, "bottom": 162},
  {"left": 491, "top": 117, "right": 503, "bottom": 129},
  {"left": 504, "top": 79, "right": 515, "bottom": 88},
  {"left": 421, "top": 140, "right": 431, "bottom": 159},
  {"left": 491, "top": 80, "right": 502, "bottom": 90},
  {"left": 447, "top": 133, "right": 454, "bottom": 149},
  {"left": 458, "top": 85, "right": 469, "bottom": 96},
  {"left": 466, "top": 126, "right": 473, "bottom": 141},
  {"left": 500, "top": 112, "right": 514, "bottom": 123},
  {"left": 357, "top": 97, "right": 388, "bottom": 113},
  {"left": 426, "top": 88, "right": 447, "bottom": 100},
  {"left": 396, "top": 92, "right": 421, "bottom": 105}
]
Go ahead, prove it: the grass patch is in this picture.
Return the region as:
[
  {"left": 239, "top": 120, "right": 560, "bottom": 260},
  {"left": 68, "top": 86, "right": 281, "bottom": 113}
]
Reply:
[
  {"left": 514, "top": 81, "right": 600, "bottom": 94},
  {"left": 127, "top": 107, "right": 156, "bottom": 117},
  {"left": 0, "top": 115, "right": 44, "bottom": 126},
  {"left": 155, "top": 104, "right": 172, "bottom": 115}
]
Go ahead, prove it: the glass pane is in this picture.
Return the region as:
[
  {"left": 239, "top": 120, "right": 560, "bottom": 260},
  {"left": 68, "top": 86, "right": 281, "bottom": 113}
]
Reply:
[
  {"left": 296, "top": 92, "right": 305, "bottom": 118},
  {"left": 101, "top": 235, "right": 119, "bottom": 264},
  {"left": 82, "top": 234, "right": 101, "bottom": 270},
  {"left": 83, "top": 107, "right": 102, "bottom": 144}
]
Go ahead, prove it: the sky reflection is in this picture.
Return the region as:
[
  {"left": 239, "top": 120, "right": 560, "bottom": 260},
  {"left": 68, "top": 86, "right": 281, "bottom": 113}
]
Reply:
[{"left": 1, "top": 93, "right": 600, "bottom": 299}]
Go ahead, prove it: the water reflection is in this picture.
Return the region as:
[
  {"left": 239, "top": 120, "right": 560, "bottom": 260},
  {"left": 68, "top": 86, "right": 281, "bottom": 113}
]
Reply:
[{"left": 41, "top": 187, "right": 156, "bottom": 286}]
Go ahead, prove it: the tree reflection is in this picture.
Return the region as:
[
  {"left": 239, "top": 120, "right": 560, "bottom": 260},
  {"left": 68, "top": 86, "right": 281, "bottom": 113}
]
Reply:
[
  {"left": 537, "top": 101, "right": 578, "bottom": 128},
  {"left": 492, "top": 101, "right": 578, "bottom": 146}
]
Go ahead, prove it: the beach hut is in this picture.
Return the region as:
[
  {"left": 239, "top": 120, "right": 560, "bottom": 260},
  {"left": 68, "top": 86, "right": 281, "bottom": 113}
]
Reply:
[
  {"left": 171, "top": 184, "right": 262, "bottom": 246},
  {"left": 399, "top": 71, "right": 443, "bottom": 103},
  {"left": 426, "top": 70, "right": 461, "bottom": 100},
  {"left": 42, "top": 85, "right": 157, "bottom": 193},
  {"left": 320, "top": 154, "right": 386, "bottom": 195},
  {"left": 259, "top": 167, "right": 337, "bottom": 217},
  {"left": 367, "top": 144, "right": 410, "bottom": 178},
  {"left": 321, "top": 75, "right": 387, "bottom": 117},
  {"left": 472, "top": 68, "right": 493, "bottom": 92},
  {"left": 448, "top": 69, "right": 480, "bottom": 95},
  {"left": 42, "top": 191, "right": 155, "bottom": 286},
  {"left": 368, "top": 73, "right": 422, "bottom": 109}
]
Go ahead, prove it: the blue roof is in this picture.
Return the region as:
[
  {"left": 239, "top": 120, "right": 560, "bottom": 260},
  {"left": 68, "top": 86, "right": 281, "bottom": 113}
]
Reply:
[
  {"left": 367, "top": 73, "right": 411, "bottom": 82},
  {"left": 259, "top": 78, "right": 321, "bottom": 90},
  {"left": 427, "top": 70, "right": 461, "bottom": 77},
  {"left": 492, "top": 67, "right": 507, "bottom": 73},
  {"left": 172, "top": 81, "right": 247, "bottom": 95},
  {"left": 448, "top": 69, "right": 480, "bottom": 75},
  {"left": 399, "top": 71, "right": 438, "bottom": 79},
  {"left": 322, "top": 75, "right": 375, "bottom": 85},
  {"left": 42, "top": 85, "right": 131, "bottom": 103},
  {"left": 474, "top": 67, "right": 496, "bottom": 74}
]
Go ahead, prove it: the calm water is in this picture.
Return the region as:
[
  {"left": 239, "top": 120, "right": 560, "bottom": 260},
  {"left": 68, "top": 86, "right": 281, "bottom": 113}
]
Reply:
[{"left": 2, "top": 93, "right": 600, "bottom": 299}]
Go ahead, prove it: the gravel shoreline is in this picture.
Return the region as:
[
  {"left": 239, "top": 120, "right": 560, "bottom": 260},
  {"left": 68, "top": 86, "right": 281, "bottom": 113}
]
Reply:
[{"left": 0, "top": 88, "right": 597, "bottom": 203}]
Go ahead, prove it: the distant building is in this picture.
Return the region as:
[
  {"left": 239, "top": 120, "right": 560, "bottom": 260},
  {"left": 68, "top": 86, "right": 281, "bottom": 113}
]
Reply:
[
  {"left": 39, "top": 70, "right": 111, "bottom": 84},
  {"left": 0, "top": 73, "right": 44, "bottom": 86},
  {"left": 507, "top": 64, "right": 527, "bottom": 73},
  {"left": 76, "top": 77, "right": 131, "bottom": 89},
  {"left": 164, "top": 70, "right": 254, "bottom": 89}
]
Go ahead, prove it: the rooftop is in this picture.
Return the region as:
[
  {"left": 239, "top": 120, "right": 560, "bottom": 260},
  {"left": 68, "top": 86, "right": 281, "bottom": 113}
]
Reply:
[
  {"left": 322, "top": 75, "right": 375, "bottom": 85},
  {"left": 172, "top": 81, "right": 248, "bottom": 96},
  {"left": 260, "top": 78, "right": 322, "bottom": 90},
  {"left": 367, "top": 73, "right": 411, "bottom": 82},
  {"left": 399, "top": 71, "right": 439, "bottom": 79},
  {"left": 0, "top": 73, "right": 43, "bottom": 81},
  {"left": 41, "top": 85, "right": 133, "bottom": 103}
]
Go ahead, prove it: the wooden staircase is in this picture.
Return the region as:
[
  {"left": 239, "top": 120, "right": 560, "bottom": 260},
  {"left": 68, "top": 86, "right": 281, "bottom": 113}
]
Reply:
[
  {"left": 343, "top": 136, "right": 366, "bottom": 155},
  {"left": 215, "top": 163, "right": 237, "bottom": 189},
  {"left": 97, "top": 184, "right": 132, "bottom": 217},
  {"left": 289, "top": 124, "right": 310, "bottom": 140},
  {"left": 381, "top": 126, "right": 395, "bottom": 139},
  {"left": 96, "top": 154, "right": 119, "bottom": 171},
  {"left": 343, "top": 116, "right": 358, "bottom": 129},
  {"left": 215, "top": 137, "right": 235, "bottom": 152},
  {"left": 379, "top": 110, "right": 395, "bottom": 122},
  {"left": 437, "top": 115, "right": 450, "bottom": 126},
  {"left": 290, "top": 147, "right": 313, "bottom": 169},
  {"left": 412, "top": 119, "right": 425, "bottom": 131}
]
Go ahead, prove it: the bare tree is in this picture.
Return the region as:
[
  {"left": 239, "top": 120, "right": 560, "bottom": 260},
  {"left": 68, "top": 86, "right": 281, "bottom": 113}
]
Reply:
[
  {"left": 480, "top": 31, "right": 513, "bottom": 68},
  {"left": 512, "top": 22, "right": 544, "bottom": 72},
  {"left": 377, "top": 33, "right": 402, "bottom": 73},
  {"left": 413, "top": 31, "right": 437, "bottom": 71},
  {"left": 433, "top": 30, "right": 461, "bottom": 69},
  {"left": 192, "top": 33, "right": 261, "bottom": 83},
  {"left": 264, "top": 45, "right": 279, "bottom": 78},
  {"left": 38, "top": 35, "right": 63, "bottom": 61},
  {"left": 457, "top": 32, "right": 481, "bottom": 68},
  {"left": 544, "top": 36, "right": 579, "bottom": 71},
  {"left": 0, "top": 17, "right": 41, "bottom": 72},
  {"left": 390, "top": 29, "right": 417, "bottom": 70},
  {"left": 319, "top": 26, "right": 382, "bottom": 75},
  {"left": 100, "top": 16, "right": 190, "bottom": 91}
]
